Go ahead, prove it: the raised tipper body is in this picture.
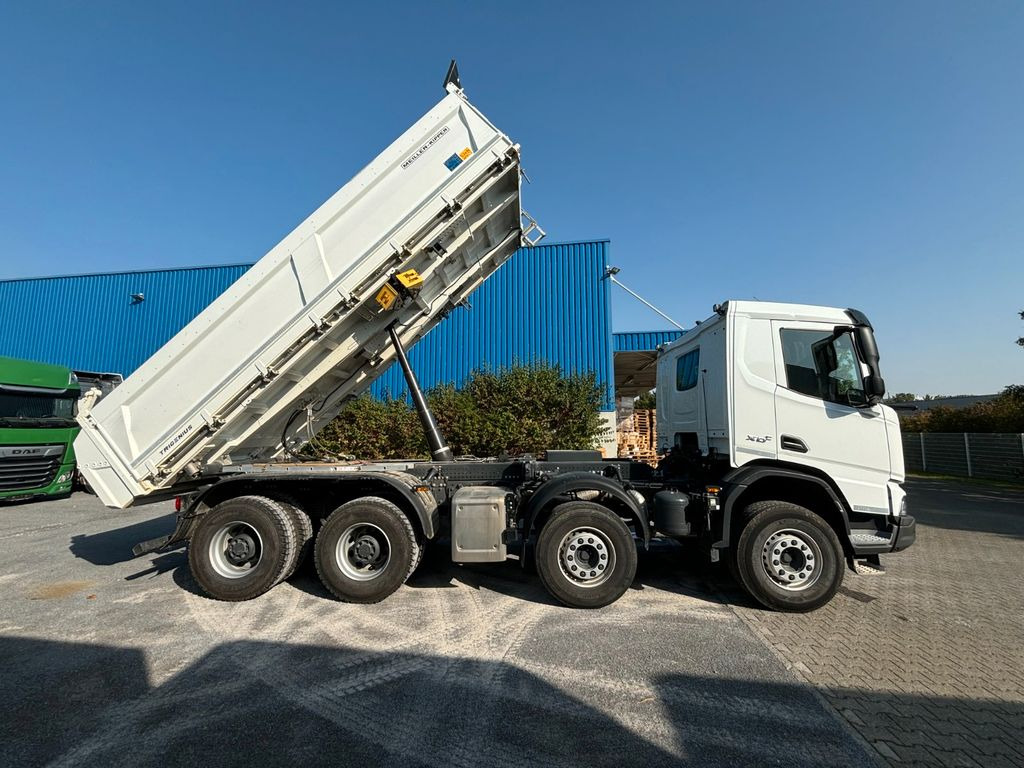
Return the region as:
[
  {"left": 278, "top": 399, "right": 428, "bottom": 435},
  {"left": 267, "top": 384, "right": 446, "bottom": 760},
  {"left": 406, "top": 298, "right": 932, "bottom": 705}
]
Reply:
[{"left": 76, "top": 80, "right": 539, "bottom": 508}]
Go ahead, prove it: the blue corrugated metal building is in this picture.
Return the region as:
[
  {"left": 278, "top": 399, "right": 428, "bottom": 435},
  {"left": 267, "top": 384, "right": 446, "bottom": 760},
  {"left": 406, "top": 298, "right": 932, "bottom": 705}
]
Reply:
[
  {"left": 0, "top": 263, "right": 251, "bottom": 375},
  {"left": 0, "top": 240, "right": 678, "bottom": 448},
  {"left": 368, "top": 240, "right": 615, "bottom": 408},
  {"left": 613, "top": 330, "right": 684, "bottom": 353}
]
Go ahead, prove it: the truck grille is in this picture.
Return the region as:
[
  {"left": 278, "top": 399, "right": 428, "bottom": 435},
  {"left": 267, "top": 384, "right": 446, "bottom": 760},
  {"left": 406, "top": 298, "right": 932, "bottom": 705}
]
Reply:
[{"left": 0, "top": 445, "right": 65, "bottom": 491}]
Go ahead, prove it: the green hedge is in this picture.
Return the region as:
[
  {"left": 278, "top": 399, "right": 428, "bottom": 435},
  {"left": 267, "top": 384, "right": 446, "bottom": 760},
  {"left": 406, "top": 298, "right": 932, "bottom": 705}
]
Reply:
[{"left": 315, "top": 363, "right": 608, "bottom": 460}]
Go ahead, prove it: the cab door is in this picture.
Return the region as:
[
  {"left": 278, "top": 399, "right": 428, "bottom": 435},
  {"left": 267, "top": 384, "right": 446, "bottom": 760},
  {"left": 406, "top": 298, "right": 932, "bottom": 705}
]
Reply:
[{"left": 770, "top": 321, "right": 892, "bottom": 517}]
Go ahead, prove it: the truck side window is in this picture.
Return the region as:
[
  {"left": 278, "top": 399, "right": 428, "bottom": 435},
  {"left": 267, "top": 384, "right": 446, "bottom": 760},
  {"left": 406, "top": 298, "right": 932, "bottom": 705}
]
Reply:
[
  {"left": 780, "top": 329, "right": 865, "bottom": 406},
  {"left": 675, "top": 348, "right": 700, "bottom": 391}
]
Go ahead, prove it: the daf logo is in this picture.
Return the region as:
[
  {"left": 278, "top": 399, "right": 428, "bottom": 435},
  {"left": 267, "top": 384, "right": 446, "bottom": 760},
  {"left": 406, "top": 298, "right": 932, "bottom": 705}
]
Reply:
[
  {"left": 746, "top": 435, "right": 773, "bottom": 444},
  {"left": 0, "top": 444, "right": 64, "bottom": 459}
]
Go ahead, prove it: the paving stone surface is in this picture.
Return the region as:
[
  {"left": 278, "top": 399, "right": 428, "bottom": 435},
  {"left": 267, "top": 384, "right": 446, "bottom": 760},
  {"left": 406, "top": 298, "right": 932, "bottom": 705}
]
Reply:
[{"left": 727, "top": 477, "right": 1024, "bottom": 767}]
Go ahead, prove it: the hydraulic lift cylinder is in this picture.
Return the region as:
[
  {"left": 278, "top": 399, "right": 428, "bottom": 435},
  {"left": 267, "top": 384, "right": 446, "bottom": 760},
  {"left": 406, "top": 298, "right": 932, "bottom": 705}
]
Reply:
[{"left": 388, "top": 325, "right": 454, "bottom": 462}]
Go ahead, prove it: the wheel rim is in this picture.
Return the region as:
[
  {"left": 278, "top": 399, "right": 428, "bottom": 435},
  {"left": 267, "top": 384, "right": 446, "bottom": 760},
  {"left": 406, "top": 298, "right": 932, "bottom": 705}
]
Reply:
[
  {"left": 557, "top": 527, "right": 616, "bottom": 588},
  {"left": 761, "top": 528, "right": 822, "bottom": 591},
  {"left": 209, "top": 521, "right": 264, "bottom": 579},
  {"left": 336, "top": 523, "right": 391, "bottom": 582}
]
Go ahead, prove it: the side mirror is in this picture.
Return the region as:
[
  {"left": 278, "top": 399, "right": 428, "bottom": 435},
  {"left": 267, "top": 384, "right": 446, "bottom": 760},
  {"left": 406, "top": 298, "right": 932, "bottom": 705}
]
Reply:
[{"left": 865, "top": 375, "right": 885, "bottom": 405}]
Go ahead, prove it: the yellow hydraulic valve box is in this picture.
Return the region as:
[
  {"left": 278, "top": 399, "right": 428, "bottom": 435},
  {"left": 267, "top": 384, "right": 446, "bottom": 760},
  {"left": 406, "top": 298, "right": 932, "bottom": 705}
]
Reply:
[{"left": 375, "top": 268, "right": 423, "bottom": 311}]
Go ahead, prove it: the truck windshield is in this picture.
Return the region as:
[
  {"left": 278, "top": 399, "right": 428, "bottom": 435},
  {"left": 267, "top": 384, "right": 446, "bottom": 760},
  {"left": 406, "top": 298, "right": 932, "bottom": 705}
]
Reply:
[{"left": 0, "top": 391, "right": 78, "bottom": 424}]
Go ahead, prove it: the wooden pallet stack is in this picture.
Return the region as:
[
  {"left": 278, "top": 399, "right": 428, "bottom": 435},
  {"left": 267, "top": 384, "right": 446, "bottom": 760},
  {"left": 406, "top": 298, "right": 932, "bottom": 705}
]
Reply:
[{"left": 617, "top": 409, "right": 659, "bottom": 465}]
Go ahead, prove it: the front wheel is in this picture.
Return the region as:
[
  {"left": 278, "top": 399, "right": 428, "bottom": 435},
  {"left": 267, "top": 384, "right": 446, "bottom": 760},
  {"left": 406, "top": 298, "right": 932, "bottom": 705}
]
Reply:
[
  {"left": 734, "top": 501, "right": 844, "bottom": 612},
  {"left": 535, "top": 501, "right": 638, "bottom": 609}
]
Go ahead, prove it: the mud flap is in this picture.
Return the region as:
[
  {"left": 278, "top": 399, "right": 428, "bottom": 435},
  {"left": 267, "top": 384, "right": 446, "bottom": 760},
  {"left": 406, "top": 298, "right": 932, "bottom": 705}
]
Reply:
[
  {"left": 131, "top": 534, "right": 172, "bottom": 557},
  {"left": 131, "top": 513, "right": 198, "bottom": 556}
]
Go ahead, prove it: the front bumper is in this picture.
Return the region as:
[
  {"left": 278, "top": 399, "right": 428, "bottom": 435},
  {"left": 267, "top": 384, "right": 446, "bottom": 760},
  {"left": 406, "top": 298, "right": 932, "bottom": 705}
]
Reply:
[
  {"left": 891, "top": 514, "right": 916, "bottom": 552},
  {"left": 849, "top": 514, "right": 917, "bottom": 556}
]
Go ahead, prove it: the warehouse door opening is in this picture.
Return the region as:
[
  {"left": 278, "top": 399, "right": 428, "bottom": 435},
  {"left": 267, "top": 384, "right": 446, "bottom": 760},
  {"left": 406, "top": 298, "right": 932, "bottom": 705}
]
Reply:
[{"left": 612, "top": 331, "right": 684, "bottom": 463}]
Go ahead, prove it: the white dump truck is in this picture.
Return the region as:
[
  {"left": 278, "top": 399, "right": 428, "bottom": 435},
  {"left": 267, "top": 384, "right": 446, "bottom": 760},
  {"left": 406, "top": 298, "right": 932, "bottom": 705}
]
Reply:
[{"left": 76, "top": 65, "right": 914, "bottom": 612}]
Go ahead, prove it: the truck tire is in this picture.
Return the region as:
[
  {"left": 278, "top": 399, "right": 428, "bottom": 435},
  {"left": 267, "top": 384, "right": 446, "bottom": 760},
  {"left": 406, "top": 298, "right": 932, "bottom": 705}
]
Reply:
[
  {"left": 734, "top": 500, "right": 844, "bottom": 612},
  {"left": 276, "top": 499, "right": 314, "bottom": 580},
  {"left": 411, "top": 536, "right": 426, "bottom": 574},
  {"left": 314, "top": 496, "right": 419, "bottom": 603},
  {"left": 535, "top": 501, "right": 637, "bottom": 609},
  {"left": 188, "top": 495, "right": 297, "bottom": 601}
]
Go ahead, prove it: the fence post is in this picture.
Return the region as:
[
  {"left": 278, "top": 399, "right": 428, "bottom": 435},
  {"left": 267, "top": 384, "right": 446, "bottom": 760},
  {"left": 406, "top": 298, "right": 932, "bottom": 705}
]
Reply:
[
  {"left": 920, "top": 433, "right": 927, "bottom": 472},
  {"left": 964, "top": 433, "right": 973, "bottom": 478}
]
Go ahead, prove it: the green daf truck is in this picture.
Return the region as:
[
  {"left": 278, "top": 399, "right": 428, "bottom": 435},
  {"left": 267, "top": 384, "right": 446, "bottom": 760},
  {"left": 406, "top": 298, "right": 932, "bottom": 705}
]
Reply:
[{"left": 0, "top": 356, "right": 80, "bottom": 501}]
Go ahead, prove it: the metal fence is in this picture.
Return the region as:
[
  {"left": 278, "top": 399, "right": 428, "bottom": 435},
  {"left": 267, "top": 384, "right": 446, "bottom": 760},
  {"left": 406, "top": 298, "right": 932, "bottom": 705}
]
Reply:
[{"left": 902, "top": 432, "right": 1024, "bottom": 482}]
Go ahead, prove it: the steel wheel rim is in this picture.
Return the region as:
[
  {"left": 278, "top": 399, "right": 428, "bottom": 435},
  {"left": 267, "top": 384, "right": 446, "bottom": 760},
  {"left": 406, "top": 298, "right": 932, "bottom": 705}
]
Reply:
[
  {"left": 336, "top": 523, "right": 391, "bottom": 582},
  {"left": 761, "top": 528, "right": 822, "bottom": 591},
  {"left": 557, "top": 526, "right": 616, "bottom": 588},
  {"left": 209, "top": 521, "right": 264, "bottom": 579}
]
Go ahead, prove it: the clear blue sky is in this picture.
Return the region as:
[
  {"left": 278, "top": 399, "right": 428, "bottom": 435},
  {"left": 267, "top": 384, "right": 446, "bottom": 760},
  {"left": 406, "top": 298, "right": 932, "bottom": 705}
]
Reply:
[{"left": 1, "top": 1, "right": 1022, "bottom": 395}]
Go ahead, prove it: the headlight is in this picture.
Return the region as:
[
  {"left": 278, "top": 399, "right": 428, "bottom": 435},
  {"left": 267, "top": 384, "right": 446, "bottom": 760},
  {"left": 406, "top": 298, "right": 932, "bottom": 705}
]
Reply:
[
  {"left": 900, "top": 497, "right": 907, "bottom": 516},
  {"left": 56, "top": 472, "right": 72, "bottom": 483}
]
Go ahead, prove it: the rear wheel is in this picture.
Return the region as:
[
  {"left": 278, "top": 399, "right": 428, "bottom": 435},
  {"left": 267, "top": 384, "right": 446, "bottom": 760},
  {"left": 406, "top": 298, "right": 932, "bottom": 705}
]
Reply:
[
  {"left": 314, "top": 496, "right": 419, "bottom": 603},
  {"left": 734, "top": 500, "right": 844, "bottom": 612},
  {"left": 535, "top": 501, "right": 637, "bottom": 609},
  {"left": 188, "top": 495, "right": 296, "bottom": 601},
  {"left": 276, "top": 499, "right": 313, "bottom": 580}
]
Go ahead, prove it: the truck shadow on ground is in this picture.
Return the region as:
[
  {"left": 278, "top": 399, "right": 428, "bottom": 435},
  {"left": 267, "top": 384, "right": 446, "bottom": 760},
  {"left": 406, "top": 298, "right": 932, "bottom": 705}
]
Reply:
[
  {"left": 0, "top": 635, "right": 893, "bottom": 768},
  {"left": 69, "top": 512, "right": 178, "bottom": 566},
  {"left": 262, "top": 537, "right": 755, "bottom": 610},
  {"left": 163, "top": 550, "right": 762, "bottom": 613},
  {"left": 444, "top": 545, "right": 761, "bottom": 610}
]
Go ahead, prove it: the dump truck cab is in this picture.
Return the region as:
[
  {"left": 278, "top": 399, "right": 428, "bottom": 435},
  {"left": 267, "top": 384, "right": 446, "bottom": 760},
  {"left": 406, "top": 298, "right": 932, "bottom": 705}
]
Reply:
[
  {"left": 656, "top": 301, "right": 914, "bottom": 610},
  {"left": 0, "top": 356, "right": 80, "bottom": 501}
]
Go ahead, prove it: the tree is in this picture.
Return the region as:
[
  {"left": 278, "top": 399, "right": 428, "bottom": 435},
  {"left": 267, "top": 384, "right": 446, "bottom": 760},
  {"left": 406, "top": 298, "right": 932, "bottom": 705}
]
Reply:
[
  {"left": 884, "top": 393, "right": 917, "bottom": 403},
  {"left": 1003, "top": 384, "right": 1024, "bottom": 402},
  {"left": 634, "top": 390, "right": 657, "bottom": 410}
]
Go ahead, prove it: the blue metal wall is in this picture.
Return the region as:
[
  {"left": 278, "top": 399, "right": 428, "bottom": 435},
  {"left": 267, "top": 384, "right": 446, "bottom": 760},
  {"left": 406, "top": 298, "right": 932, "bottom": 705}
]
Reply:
[
  {"left": 369, "top": 240, "right": 615, "bottom": 410},
  {"left": 0, "top": 264, "right": 251, "bottom": 374},
  {"left": 0, "top": 240, "right": 615, "bottom": 408},
  {"left": 613, "top": 330, "right": 683, "bottom": 352}
]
